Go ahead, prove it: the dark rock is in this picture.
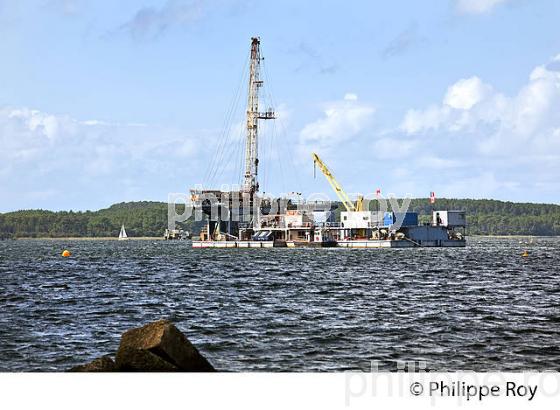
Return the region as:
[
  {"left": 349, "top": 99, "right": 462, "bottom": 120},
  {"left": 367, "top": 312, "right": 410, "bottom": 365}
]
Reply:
[
  {"left": 69, "top": 355, "right": 116, "bottom": 372},
  {"left": 115, "top": 319, "right": 215, "bottom": 372},
  {"left": 115, "top": 347, "right": 179, "bottom": 372}
]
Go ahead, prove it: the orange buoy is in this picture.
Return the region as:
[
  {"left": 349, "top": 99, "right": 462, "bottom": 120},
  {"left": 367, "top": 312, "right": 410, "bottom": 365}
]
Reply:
[
  {"left": 522, "top": 250, "right": 529, "bottom": 257},
  {"left": 62, "top": 250, "right": 71, "bottom": 257}
]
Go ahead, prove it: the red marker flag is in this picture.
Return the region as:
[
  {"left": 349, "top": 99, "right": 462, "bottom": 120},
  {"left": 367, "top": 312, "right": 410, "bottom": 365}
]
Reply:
[
  {"left": 430, "top": 191, "right": 436, "bottom": 204},
  {"left": 376, "top": 188, "right": 381, "bottom": 198}
]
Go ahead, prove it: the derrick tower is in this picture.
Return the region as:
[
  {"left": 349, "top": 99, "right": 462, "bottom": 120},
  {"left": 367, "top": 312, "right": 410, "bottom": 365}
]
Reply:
[{"left": 243, "top": 37, "right": 275, "bottom": 194}]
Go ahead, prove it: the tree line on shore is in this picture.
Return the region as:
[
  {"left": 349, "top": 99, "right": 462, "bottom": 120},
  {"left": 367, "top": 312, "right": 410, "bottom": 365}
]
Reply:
[
  {"left": 407, "top": 198, "right": 560, "bottom": 236},
  {"left": 0, "top": 201, "right": 203, "bottom": 239},
  {"left": 0, "top": 199, "right": 559, "bottom": 238}
]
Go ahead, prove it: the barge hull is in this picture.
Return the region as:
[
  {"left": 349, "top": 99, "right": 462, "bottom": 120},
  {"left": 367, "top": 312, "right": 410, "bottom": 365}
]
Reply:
[
  {"left": 192, "top": 239, "right": 466, "bottom": 248},
  {"left": 337, "top": 239, "right": 466, "bottom": 248},
  {"left": 192, "top": 240, "right": 286, "bottom": 248}
]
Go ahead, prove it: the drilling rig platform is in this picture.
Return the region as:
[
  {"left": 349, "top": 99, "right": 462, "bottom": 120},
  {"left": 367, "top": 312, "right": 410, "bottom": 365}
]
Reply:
[{"left": 190, "top": 37, "right": 466, "bottom": 248}]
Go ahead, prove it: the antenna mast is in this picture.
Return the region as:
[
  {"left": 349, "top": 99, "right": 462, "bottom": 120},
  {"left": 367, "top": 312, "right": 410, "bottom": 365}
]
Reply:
[{"left": 243, "top": 37, "right": 275, "bottom": 194}]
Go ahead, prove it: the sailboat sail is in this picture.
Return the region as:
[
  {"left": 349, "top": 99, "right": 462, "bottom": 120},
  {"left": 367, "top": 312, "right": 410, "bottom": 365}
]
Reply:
[{"left": 119, "top": 224, "right": 128, "bottom": 240}]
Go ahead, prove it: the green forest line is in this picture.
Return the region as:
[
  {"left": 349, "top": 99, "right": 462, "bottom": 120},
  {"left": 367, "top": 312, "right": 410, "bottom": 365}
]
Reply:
[{"left": 1, "top": 199, "right": 559, "bottom": 238}]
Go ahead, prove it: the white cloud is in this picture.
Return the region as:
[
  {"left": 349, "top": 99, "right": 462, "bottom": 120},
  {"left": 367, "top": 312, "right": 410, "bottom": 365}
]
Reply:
[
  {"left": 401, "top": 104, "right": 449, "bottom": 134},
  {"left": 400, "top": 58, "right": 560, "bottom": 151},
  {"left": 456, "top": 0, "right": 509, "bottom": 15},
  {"left": 81, "top": 119, "right": 109, "bottom": 126},
  {"left": 299, "top": 94, "right": 375, "bottom": 151},
  {"left": 119, "top": 0, "right": 205, "bottom": 40},
  {"left": 5, "top": 108, "right": 75, "bottom": 141},
  {"left": 401, "top": 76, "right": 496, "bottom": 134},
  {"left": 415, "top": 156, "right": 463, "bottom": 170},
  {"left": 0, "top": 106, "right": 203, "bottom": 210},
  {"left": 372, "top": 137, "right": 418, "bottom": 159},
  {"left": 443, "top": 76, "right": 491, "bottom": 109},
  {"left": 395, "top": 54, "right": 560, "bottom": 200}
]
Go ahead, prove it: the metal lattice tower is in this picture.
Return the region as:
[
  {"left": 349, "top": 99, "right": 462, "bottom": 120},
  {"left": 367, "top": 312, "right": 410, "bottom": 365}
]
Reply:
[{"left": 243, "top": 37, "right": 275, "bottom": 194}]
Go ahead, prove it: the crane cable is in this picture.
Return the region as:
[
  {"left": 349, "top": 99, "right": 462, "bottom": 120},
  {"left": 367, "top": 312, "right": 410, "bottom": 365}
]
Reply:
[{"left": 203, "top": 50, "right": 250, "bottom": 188}]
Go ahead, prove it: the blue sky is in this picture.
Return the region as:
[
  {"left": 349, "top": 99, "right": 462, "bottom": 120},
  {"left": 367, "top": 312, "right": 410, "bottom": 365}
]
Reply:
[{"left": 1, "top": 0, "right": 560, "bottom": 211}]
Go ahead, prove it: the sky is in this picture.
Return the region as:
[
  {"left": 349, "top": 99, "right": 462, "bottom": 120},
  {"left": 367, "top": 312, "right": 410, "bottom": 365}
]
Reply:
[{"left": 1, "top": 0, "right": 560, "bottom": 211}]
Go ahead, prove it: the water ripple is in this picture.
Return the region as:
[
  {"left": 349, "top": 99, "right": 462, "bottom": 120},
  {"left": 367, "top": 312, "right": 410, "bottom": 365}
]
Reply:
[{"left": 0, "top": 237, "right": 559, "bottom": 372}]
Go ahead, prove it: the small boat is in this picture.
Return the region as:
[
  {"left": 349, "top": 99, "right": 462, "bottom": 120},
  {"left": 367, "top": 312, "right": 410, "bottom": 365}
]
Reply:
[{"left": 118, "top": 224, "right": 128, "bottom": 240}]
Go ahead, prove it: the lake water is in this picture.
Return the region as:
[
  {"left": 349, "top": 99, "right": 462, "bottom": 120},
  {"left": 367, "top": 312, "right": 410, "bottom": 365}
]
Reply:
[{"left": 0, "top": 237, "right": 559, "bottom": 372}]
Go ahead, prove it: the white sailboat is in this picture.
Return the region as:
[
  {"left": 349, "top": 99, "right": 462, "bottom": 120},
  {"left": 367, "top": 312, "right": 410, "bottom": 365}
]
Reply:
[{"left": 118, "top": 224, "right": 128, "bottom": 240}]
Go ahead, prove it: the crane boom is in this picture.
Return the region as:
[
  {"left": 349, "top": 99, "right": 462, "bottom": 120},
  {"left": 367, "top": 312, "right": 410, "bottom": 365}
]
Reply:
[{"left": 312, "top": 153, "right": 356, "bottom": 212}]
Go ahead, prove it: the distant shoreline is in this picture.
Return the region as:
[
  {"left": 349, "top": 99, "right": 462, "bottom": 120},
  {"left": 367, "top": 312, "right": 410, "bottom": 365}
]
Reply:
[
  {"left": 6, "top": 235, "right": 559, "bottom": 240},
  {"left": 473, "top": 235, "right": 559, "bottom": 238},
  {"left": 2, "top": 200, "right": 559, "bottom": 237},
  {"left": 13, "top": 237, "right": 166, "bottom": 241}
]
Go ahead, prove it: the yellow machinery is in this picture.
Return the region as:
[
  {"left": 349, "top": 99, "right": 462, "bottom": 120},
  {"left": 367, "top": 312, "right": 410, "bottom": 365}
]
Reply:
[{"left": 312, "top": 152, "right": 363, "bottom": 212}]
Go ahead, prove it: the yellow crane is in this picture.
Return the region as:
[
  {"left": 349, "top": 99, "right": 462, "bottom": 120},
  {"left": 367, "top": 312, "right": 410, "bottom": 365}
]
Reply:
[{"left": 312, "top": 152, "right": 363, "bottom": 212}]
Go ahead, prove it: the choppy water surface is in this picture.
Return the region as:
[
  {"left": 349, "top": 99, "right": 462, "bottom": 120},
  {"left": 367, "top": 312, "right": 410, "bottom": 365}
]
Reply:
[{"left": 0, "top": 237, "right": 559, "bottom": 372}]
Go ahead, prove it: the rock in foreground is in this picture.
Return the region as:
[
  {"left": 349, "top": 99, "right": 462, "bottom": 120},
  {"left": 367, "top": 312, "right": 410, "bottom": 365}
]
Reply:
[
  {"left": 69, "top": 355, "right": 116, "bottom": 372},
  {"left": 115, "top": 346, "right": 179, "bottom": 372},
  {"left": 115, "top": 319, "right": 215, "bottom": 372}
]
